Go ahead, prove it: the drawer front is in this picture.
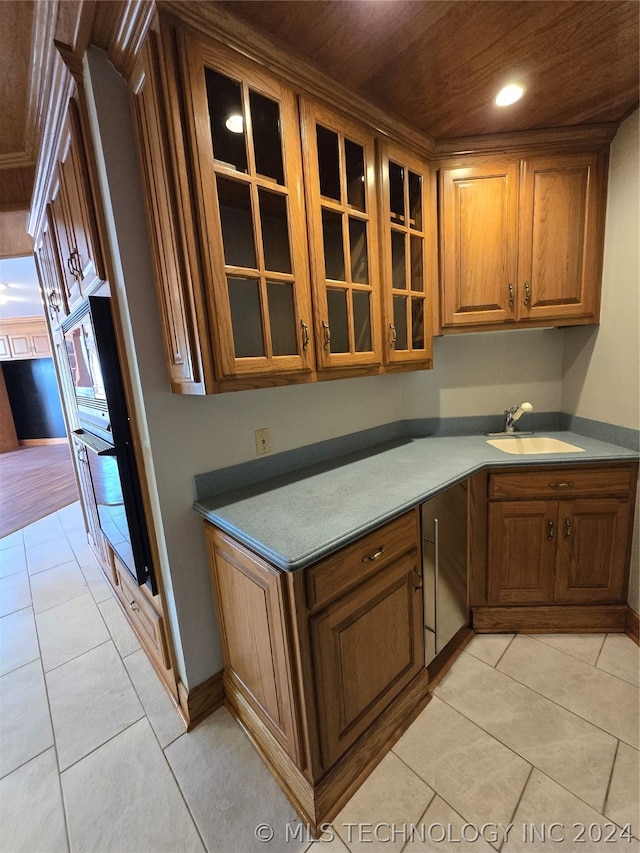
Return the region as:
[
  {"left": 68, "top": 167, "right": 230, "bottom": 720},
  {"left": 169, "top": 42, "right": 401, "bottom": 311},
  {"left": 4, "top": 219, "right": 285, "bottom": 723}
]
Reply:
[
  {"left": 113, "top": 555, "right": 171, "bottom": 670},
  {"left": 306, "top": 508, "right": 420, "bottom": 611},
  {"left": 489, "top": 466, "right": 634, "bottom": 500}
]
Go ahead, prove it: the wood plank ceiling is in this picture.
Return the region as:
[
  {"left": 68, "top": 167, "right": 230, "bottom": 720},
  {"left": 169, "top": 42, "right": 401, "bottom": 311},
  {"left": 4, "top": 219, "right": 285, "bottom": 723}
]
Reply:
[
  {"left": 0, "top": 0, "right": 637, "bottom": 215},
  {"left": 0, "top": 1, "right": 37, "bottom": 210},
  {"left": 220, "top": 0, "right": 639, "bottom": 139}
]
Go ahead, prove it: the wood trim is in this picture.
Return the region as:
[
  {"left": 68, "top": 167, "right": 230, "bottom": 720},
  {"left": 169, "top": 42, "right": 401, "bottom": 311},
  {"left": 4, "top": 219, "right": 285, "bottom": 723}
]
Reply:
[
  {"left": 626, "top": 606, "right": 640, "bottom": 646},
  {"left": 18, "top": 438, "right": 69, "bottom": 447},
  {"left": 159, "top": 2, "right": 438, "bottom": 161},
  {"left": 92, "top": 0, "right": 156, "bottom": 84},
  {"left": 177, "top": 670, "right": 225, "bottom": 730},
  {"left": 28, "top": 53, "right": 74, "bottom": 238},
  {"left": 427, "top": 626, "right": 474, "bottom": 691},
  {"left": 435, "top": 123, "right": 618, "bottom": 158},
  {"left": 472, "top": 604, "right": 628, "bottom": 634},
  {"left": 0, "top": 366, "right": 19, "bottom": 454}
]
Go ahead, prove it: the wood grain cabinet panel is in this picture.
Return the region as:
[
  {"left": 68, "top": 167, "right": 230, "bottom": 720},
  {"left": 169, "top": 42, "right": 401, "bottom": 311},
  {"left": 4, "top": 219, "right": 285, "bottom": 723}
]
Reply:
[
  {"left": 300, "top": 98, "right": 382, "bottom": 372},
  {"left": 518, "top": 153, "right": 602, "bottom": 323},
  {"left": 35, "top": 218, "right": 68, "bottom": 325},
  {"left": 378, "top": 141, "right": 435, "bottom": 367},
  {"left": 0, "top": 318, "right": 51, "bottom": 360},
  {"left": 206, "top": 528, "right": 301, "bottom": 763},
  {"left": 555, "top": 498, "right": 631, "bottom": 603},
  {"left": 310, "top": 549, "right": 423, "bottom": 771},
  {"left": 203, "top": 508, "right": 427, "bottom": 829},
  {"left": 484, "top": 465, "right": 637, "bottom": 608},
  {"left": 439, "top": 150, "right": 607, "bottom": 331},
  {"left": 179, "top": 30, "right": 315, "bottom": 383},
  {"left": 488, "top": 501, "right": 557, "bottom": 604},
  {"left": 49, "top": 99, "right": 104, "bottom": 318},
  {"left": 130, "top": 29, "right": 210, "bottom": 394},
  {"left": 440, "top": 162, "right": 518, "bottom": 327}
]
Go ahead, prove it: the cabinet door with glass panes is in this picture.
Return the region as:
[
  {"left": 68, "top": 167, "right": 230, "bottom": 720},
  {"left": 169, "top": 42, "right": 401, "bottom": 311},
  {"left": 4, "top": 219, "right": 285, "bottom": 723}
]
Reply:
[
  {"left": 300, "top": 100, "right": 382, "bottom": 371},
  {"left": 379, "top": 143, "right": 435, "bottom": 367},
  {"left": 180, "top": 34, "right": 314, "bottom": 380}
]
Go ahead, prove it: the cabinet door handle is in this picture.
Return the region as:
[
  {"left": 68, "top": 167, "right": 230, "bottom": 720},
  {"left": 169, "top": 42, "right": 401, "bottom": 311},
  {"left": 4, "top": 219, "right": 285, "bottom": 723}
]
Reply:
[
  {"left": 389, "top": 323, "right": 397, "bottom": 348},
  {"left": 71, "top": 249, "right": 83, "bottom": 279},
  {"left": 300, "top": 320, "right": 310, "bottom": 350},
  {"left": 564, "top": 518, "right": 572, "bottom": 538},
  {"left": 129, "top": 600, "right": 140, "bottom": 612},
  {"left": 548, "top": 481, "right": 574, "bottom": 489},
  {"left": 523, "top": 281, "right": 531, "bottom": 306},
  {"left": 547, "top": 519, "right": 555, "bottom": 540},
  {"left": 362, "top": 546, "right": 384, "bottom": 563},
  {"left": 321, "top": 320, "right": 331, "bottom": 349},
  {"left": 508, "top": 283, "right": 514, "bottom": 308},
  {"left": 413, "top": 566, "right": 423, "bottom": 590}
]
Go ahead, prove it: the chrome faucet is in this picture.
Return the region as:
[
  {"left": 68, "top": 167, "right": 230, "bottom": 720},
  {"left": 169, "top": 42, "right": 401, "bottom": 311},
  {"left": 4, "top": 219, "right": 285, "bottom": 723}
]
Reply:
[{"left": 504, "top": 401, "right": 533, "bottom": 433}]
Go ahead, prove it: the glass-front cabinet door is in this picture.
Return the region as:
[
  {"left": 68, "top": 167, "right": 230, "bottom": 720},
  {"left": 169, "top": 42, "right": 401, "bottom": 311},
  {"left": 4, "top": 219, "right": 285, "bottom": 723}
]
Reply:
[
  {"left": 379, "top": 142, "right": 435, "bottom": 367},
  {"left": 300, "top": 99, "right": 382, "bottom": 371},
  {"left": 180, "top": 34, "right": 314, "bottom": 380}
]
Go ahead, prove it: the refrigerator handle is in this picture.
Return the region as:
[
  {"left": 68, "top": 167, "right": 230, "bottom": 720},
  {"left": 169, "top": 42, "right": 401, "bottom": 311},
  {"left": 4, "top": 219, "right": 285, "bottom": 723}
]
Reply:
[
  {"left": 423, "top": 517, "right": 440, "bottom": 650},
  {"left": 433, "top": 518, "right": 440, "bottom": 653}
]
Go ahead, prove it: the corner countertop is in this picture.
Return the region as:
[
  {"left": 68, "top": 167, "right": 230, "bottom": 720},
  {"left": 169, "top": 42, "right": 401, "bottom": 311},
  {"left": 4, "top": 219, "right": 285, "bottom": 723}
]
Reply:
[{"left": 193, "top": 431, "right": 638, "bottom": 572}]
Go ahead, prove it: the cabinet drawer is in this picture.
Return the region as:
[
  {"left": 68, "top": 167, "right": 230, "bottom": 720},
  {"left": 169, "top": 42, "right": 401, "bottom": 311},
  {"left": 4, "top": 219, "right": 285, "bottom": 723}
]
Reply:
[
  {"left": 489, "top": 466, "right": 634, "bottom": 500},
  {"left": 306, "top": 509, "right": 420, "bottom": 611},
  {"left": 113, "top": 555, "right": 170, "bottom": 671}
]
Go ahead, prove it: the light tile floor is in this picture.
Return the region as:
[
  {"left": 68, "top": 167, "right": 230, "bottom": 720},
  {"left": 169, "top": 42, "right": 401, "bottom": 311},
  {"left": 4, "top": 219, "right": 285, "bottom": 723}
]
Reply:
[{"left": 0, "top": 502, "right": 638, "bottom": 852}]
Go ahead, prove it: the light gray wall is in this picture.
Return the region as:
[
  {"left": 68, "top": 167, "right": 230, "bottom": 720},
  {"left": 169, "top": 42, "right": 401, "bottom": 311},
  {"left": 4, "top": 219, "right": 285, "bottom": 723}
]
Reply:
[
  {"left": 84, "top": 47, "right": 636, "bottom": 688},
  {"left": 562, "top": 112, "right": 640, "bottom": 612}
]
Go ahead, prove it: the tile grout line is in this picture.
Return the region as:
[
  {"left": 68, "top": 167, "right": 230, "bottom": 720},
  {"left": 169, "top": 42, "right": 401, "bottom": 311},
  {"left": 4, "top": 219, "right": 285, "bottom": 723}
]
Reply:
[
  {"left": 526, "top": 631, "right": 607, "bottom": 669},
  {"left": 493, "top": 633, "right": 516, "bottom": 669},
  {"left": 492, "top": 651, "right": 639, "bottom": 750},
  {"left": 86, "top": 563, "right": 206, "bottom": 850},
  {"left": 499, "top": 763, "right": 535, "bottom": 852},
  {"left": 432, "top": 689, "right": 624, "bottom": 821},
  {"left": 601, "top": 739, "right": 621, "bottom": 819},
  {"left": 28, "top": 556, "right": 73, "bottom": 853}
]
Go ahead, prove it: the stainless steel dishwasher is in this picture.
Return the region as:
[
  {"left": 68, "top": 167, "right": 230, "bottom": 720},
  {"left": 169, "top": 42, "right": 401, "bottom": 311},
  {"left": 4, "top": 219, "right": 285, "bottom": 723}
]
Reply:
[{"left": 421, "top": 481, "right": 469, "bottom": 665}]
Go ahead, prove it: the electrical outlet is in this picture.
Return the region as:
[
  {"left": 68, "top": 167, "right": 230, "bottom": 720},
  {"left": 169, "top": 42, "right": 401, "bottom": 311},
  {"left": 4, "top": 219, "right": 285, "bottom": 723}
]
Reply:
[{"left": 255, "top": 427, "right": 271, "bottom": 455}]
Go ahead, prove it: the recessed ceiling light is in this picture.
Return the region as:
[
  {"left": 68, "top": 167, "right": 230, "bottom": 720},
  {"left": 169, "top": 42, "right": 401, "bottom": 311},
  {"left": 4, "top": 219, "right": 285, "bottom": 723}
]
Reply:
[
  {"left": 225, "top": 114, "right": 244, "bottom": 134},
  {"left": 494, "top": 84, "right": 526, "bottom": 107}
]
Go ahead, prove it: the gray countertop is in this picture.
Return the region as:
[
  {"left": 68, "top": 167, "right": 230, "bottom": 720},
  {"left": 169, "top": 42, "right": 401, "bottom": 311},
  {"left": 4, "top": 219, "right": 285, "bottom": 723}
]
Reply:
[{"left": 193, "top": 431, "right": 638, "bottom": 572}]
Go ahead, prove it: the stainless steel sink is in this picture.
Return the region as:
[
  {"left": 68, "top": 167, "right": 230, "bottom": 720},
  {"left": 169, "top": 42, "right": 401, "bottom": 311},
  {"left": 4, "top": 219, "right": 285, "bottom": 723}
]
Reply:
[{"left": 486, "top": 436, "right": 586, "bottom": 455}]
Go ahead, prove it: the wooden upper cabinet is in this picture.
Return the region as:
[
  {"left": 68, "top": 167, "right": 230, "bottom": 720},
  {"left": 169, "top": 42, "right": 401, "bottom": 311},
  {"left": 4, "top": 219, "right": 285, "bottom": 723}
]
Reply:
[
  {"left": 518, "top": 152, "right": 602, "bottom": 323},
  {"left": 300, "top": 99, "right": 382, "bottom": 371},
  {"left": 439, "top": 149, "right": 607, "bottom": 331},
  {"left": 378, "top": 142, "right": 435, "bottom": 366},
  {"left": 179, "top": 32, "right": 314, "bottom": 380},
  {"left": 0, "top": 318, "right": 51, "bottom": 361},
  {"left": 130, "top": 29, "right": 211, "bottom": 394},
  {"left": 35, "top": 218, "right": 69, "bottom": 325},
  {"left": 440, "top": 162, "right": 518, "bottom": 328},
  {"left": 49, "top": 99, "right": 104, "bottom": 316}
]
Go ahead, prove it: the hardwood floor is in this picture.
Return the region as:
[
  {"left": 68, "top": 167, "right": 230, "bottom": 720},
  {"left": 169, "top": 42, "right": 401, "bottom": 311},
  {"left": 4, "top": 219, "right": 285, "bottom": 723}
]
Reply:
[{"left": 0, "top": 443, "right": 79, "bottom": 538}]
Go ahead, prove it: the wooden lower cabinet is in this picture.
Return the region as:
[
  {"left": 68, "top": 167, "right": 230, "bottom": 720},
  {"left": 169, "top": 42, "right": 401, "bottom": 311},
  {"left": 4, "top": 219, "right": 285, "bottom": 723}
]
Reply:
[
  {"left": 204, "top": 508, "right": 428, "bottom": 832},
  {"left": 473, "top": 463, "right": 638, "bottom": 632},
  {"left": 111, "top": 552, "right": 172, "bottom": 676}
]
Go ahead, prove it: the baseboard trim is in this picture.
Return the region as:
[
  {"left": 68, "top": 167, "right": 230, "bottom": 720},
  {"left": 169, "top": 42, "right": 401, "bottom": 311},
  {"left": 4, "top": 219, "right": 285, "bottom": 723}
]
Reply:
[
  {"left": 178, "top": 670, "right": 225, "bottom": 730},
  {"left": 19, "top": 437, "right": 68, "bottom": 446},
  {"left": 427, "top": 626, "right": 474, "bottom": 690},
  {"left": 472, "top": 604, "right": 628, "bottom": 634},
  {"left": 626, "top": 606, "right": 639, "bottom": 645}
]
